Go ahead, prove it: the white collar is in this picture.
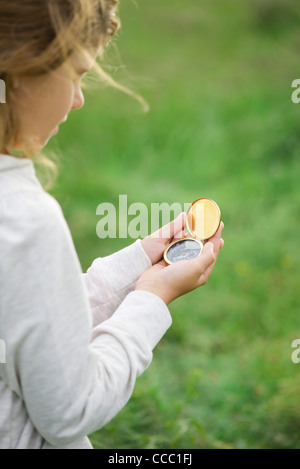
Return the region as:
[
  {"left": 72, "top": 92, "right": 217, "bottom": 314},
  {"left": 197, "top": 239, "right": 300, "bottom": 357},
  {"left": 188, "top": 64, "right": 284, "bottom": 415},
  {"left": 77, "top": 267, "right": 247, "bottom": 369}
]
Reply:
[
  {"left": 0, "top": 154, "right": 35, "bottom": 172},
  {"left": 0, "top": 154, "right": 43, "bottom": 195}
]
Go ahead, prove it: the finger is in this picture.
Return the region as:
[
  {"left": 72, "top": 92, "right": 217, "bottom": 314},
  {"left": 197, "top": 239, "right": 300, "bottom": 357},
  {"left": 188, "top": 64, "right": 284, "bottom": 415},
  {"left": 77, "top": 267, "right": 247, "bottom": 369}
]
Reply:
[
  {"left": 163, "top": 212, "right": 186, "bottom": 241},
  {"left": 197, "top": 240, "right": 221, "bottom": 284},
  {"left": 171, "top": 218, "right": 224, "bottom": 242},
  {"left": 204, "top": 221, "right": 224, "bottom": 252},
  {"left": 200, "top": 259, "right": 216, "bottom": 285},
  {"left": 204, "top": 235, "right": 220, "bottom": 256},
  {"left": 152, "top": 212, "right": 186, "bottom": 241},
  {"left": 200, "top": 238, "right": 224, "bottom": 283},
  {"left": 188, "top": 241, "right": 216, "bottom": 274},
  {"left": 157, "top": 258, "right": 168, "bottom": 267},
  {"left": 173, "top": 227, "right": 186, "bottom": 240},
  {"left": 210, "top": 221, "right": 224, "bottom": 240},
  {"left": 212, "top": 223, "right": 223, "bottom": 239}
]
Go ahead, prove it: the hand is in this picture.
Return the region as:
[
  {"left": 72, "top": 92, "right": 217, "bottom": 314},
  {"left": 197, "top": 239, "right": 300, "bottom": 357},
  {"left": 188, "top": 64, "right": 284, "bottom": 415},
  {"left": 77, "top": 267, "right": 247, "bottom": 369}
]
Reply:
[
  {"left": 140, "top": 212, "right": 187, "bottom": 265},
  {"left": 136, "top": 222, "right": 224, "bottom": 305}
]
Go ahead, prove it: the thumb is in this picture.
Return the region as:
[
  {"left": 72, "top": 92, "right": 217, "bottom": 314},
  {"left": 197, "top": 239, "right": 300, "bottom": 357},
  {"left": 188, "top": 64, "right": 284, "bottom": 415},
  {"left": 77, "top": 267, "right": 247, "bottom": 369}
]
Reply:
[
  {"left": 152, "top": 212, "right": 186, "bottom": 241},
  {"left": 189, "top": 241, "right": 216, "bottom": 273}
]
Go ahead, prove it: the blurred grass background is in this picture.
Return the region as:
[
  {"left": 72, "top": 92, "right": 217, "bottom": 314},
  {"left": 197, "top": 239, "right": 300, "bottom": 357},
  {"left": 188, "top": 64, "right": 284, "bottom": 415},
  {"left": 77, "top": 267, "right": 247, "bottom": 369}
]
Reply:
[{"left": 46, "top": 0, "right": 300, "bottom": 449}]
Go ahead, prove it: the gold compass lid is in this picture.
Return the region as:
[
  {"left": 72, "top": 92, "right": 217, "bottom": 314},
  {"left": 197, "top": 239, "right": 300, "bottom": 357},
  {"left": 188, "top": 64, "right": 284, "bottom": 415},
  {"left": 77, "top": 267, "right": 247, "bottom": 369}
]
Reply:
[{"left": 186, "top": 198, "right": 221, "bottom": 240}]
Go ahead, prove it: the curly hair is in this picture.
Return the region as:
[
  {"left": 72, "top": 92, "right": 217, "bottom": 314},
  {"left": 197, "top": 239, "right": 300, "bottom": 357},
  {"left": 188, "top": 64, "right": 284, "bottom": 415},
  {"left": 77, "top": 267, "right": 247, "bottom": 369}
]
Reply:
[{"left": 0, "top": 0, "right": 122, "bottom": 185}]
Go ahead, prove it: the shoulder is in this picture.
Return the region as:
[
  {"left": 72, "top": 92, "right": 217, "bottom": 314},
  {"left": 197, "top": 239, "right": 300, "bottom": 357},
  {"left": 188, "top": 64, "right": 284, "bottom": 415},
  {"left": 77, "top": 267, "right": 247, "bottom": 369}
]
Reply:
[
  {"left": 0, "top": 188, "right": 72, "bottom": 249},
  {"left": 1, "top": 187, "right": 63, "bottom": 219}
]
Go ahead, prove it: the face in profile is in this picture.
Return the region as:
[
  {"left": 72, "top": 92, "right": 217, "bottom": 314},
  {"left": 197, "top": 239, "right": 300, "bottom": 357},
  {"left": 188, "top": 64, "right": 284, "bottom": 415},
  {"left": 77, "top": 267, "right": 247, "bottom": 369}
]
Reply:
[{"left": 9, "top": 50, "right": 96, "bottom": 153}]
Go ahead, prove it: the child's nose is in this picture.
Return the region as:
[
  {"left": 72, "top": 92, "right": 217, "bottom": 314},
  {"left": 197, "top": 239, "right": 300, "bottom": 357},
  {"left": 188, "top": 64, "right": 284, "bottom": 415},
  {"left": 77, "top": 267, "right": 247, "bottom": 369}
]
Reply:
[{"left": 72, "top": 85, "right": 85, "bottom": 111}]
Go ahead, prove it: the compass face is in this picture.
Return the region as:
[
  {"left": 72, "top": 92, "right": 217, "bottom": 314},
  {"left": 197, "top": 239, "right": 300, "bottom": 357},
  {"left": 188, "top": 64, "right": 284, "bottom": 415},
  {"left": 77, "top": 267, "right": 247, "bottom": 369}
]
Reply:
[{"left": 164, "top": 238, "right": 202, "bottom": 264}]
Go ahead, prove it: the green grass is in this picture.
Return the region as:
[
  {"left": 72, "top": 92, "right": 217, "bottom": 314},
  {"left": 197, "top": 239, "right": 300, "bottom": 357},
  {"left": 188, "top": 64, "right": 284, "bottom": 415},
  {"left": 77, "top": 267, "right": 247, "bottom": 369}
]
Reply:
[{"left": 46, "top": 0, "right": 300, "bottom": 449}]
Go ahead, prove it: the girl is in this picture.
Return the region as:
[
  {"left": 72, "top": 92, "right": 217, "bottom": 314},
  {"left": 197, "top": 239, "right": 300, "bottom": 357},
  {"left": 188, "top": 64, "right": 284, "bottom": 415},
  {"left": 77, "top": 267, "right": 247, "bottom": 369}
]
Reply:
[{"left": 0, "top": 0, "right": 224, "bottom": 449}]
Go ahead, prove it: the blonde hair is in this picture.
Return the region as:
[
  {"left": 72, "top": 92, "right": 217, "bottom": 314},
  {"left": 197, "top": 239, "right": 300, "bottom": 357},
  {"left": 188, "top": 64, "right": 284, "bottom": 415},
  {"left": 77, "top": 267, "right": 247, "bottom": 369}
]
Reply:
[{"left": 0, "top": 0, "right": 145, "bottom": 187}]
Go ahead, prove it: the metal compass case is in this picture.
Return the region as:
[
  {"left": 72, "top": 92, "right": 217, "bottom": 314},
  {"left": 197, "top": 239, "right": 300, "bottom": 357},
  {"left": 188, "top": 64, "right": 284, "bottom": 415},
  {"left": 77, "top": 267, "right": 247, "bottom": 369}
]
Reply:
[{"left": 163, "top": 198, "right": 221, "bottom": 265}]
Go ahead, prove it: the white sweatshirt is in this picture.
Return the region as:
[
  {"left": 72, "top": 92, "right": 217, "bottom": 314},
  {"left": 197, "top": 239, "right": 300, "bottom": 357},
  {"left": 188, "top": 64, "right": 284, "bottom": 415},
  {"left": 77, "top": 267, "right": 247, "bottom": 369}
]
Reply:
[{"left": 0, "top": 154, "right": 172, "bottom": 449}]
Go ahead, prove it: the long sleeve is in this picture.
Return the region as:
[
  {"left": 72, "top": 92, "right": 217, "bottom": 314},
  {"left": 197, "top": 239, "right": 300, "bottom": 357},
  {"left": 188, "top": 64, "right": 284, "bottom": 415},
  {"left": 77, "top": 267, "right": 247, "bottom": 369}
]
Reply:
[
  {"left": 0, "top": 188, "right": 172, "bottom": 448},
  {"left": 83, "top": 239, "right": 152, "bottom": 327}
]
